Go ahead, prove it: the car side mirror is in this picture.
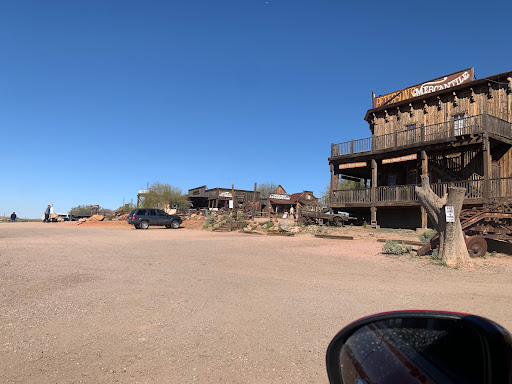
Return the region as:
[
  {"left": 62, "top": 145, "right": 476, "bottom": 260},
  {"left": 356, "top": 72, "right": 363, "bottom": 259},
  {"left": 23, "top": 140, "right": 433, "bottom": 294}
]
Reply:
[{"left": 326, "top": 311, "right": 512, "bottom": 384}]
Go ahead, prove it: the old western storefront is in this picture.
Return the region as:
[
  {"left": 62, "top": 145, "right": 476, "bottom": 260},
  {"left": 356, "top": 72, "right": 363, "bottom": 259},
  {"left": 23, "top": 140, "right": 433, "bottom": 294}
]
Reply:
[
  {"left": 329, "top": 68, "right": 512, "bottom": 228},
  {"left": 188, "top": 186, "right": 261, "bottom": 211}
]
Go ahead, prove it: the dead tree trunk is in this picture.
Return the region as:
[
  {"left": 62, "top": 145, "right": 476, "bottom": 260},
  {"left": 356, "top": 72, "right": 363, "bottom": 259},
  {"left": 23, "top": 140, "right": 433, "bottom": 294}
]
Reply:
[{"left": 415, "top": 176, "right": 471, "bottom": 267}]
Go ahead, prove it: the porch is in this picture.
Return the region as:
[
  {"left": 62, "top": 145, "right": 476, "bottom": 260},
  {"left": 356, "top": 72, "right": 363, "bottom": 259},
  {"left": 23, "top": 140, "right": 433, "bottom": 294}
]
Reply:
[
  {"left": 330, "top": 177, "right": 512, "bottom": 207},
  {"left": 330, "top": 114, "right": 512, "bottom": 159}
]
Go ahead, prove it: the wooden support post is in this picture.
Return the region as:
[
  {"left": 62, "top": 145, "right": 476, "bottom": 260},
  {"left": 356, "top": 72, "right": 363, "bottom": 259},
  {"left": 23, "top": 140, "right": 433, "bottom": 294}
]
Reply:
[
  {"left": 371, "top": 159, "right": 377, "bottom": 224},
  {"left": 421, "top": 207, "right": 428, "bottom": 229},
  {"left": 231, "top": 184, "right": 235, "bottom": 231},
  {"left": 483, "top": 134, "right": 491, "bottom": 203},
  {"left": 329, "top": 164, "right": 334, "bottom": 206},
  {"left": 253, "top": 182, "right": 257, "bottom": 217},
  {"left": 421, "top": 150, "right": 428, "bottom": 229},
  {"left": 231, "top": 184, "right": 235, "bottom": 213},
  {"left": 421, "top": 150, "right": 428, "bottom": 179},
  {"left": 371, "top": 206, "right": 377, "bottom": 224},
  {"left": 350, "top": 140, "right": 354, "bottom": 154}
]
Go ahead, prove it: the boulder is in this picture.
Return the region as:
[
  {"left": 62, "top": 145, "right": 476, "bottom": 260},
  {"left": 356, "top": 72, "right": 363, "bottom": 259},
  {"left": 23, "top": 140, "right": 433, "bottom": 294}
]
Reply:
[
  {"left": 89, "top": 215, "right": 104, "bottom": 222},
  {"left": 278, "top": 219, "right": 292, "bottom": 232}
]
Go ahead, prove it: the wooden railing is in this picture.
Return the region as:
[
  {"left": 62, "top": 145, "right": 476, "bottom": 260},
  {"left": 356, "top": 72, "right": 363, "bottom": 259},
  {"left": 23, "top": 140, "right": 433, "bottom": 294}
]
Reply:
[
  {"left": 490, "top": 177, "right": 512, "bottom": 198},
  {"left": 376, "top": 184, "right": 418, "bottom": 202},
  {"left": 331, "top": 114, "right": 512, "bottom": 157},
  {"left": 331, "top": 188, "right": 371, "bottom": 204},
  {"left": 332, "top": 178, "right": 512, "bottom": 204},
  {"left": 430, "top": 179, "right": 483, "bottom": 199}
]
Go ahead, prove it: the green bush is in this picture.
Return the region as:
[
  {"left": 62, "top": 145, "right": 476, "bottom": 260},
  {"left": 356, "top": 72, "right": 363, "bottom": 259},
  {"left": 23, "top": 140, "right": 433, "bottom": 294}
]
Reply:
[
  {"left": 204, "top": 215, "right": 217, "bottom": 230},
  {"left": 260, "top": 221, "right": 274, "bottom": 229},
  {"left": 382, "top": 240, "right": 412, "bottom": 255},
  {"left": 430, "top": 248, "right": 440, "bottom": 260},
  {"left": 240, "top": 221, "right": 248, "bottom": 229},
  {"left": 419, "top": 229, "right": 436, "bottom": 243},
  {"left": 362, "top": 220, "right": 368, "bottom": 228},
  {"left": 251, "top": 225, "right": 257, "bottom": 231}
]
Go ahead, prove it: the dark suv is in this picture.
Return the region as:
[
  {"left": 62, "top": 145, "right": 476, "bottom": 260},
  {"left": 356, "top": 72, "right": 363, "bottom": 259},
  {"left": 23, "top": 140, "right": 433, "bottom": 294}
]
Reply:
[{"left": 127, "top": 209, "right": 182, "bottom": 230}]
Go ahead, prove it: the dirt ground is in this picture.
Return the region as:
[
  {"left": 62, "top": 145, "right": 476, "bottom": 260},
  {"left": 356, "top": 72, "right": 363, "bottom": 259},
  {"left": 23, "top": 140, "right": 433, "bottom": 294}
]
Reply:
[{"left": 1, "top": 223, "right": 512, "bottom": 383}]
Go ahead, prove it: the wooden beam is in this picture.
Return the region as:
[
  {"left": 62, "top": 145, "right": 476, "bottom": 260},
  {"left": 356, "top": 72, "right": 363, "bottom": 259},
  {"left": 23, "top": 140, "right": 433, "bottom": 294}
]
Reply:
[
  {"left": 482, "top": 134, "right": 491, "bottom": 203},
  {"left": 371, "top": 158, "right": 377, "bottom": 223},
  {"left": 315, "top": 234, "right": 354, "bottom": 240}
]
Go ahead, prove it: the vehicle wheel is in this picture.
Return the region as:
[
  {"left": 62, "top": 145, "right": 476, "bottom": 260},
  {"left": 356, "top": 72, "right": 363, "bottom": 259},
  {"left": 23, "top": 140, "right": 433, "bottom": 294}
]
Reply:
[
  {"left": 134, "top": 224, "right": 140, "bottom": 229},
  {"left": 139, "top": 221, "right": 149, "bottom": 230},
  {"left": 170, "top": 220, "right": 180, "bottom": 229},
  {"left": 333, "top": 216, "right": 343, "bottom": 227},
  {"left": 465, "top": 236, "right": 487, "bottom": 258}
]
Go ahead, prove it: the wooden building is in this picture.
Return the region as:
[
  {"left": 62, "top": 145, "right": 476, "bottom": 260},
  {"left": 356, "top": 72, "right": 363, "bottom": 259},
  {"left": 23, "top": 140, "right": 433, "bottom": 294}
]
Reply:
[
  {"left": 329, "top": 68, "right": 512, "bottom": 228},
  {"left": 188, "top": 186, "right": 261, "bottom": 211},
  {"left": 267, "top": 185, "right": 318, "bottom": 214}
]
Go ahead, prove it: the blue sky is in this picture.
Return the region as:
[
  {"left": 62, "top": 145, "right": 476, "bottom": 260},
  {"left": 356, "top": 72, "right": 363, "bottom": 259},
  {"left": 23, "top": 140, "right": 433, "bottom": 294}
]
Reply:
[{"left": 1, "top": 0, "right": 511, "bottom": 218}]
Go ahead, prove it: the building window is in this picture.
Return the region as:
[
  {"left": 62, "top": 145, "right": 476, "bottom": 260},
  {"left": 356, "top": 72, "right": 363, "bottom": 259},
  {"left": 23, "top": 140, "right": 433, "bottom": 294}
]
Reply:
[
  {"left": 453, "top": 114, "right": 467, "bottom": 136},
  {"left": 408, "top": 169, "right": 418, "bottom": 185}
]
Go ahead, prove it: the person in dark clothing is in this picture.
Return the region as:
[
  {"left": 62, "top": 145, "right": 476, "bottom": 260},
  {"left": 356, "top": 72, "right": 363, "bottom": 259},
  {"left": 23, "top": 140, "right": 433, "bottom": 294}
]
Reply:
[
  {"left": 10, "top": 212, "right": 16, "bottom": 222},
  {"left": 44, "top": 204, "right": 51, "bottom": 223}
]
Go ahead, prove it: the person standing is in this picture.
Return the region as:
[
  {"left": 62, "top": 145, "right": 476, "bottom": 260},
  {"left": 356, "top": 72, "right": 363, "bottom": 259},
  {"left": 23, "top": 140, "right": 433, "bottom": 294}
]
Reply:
[
  {"left": 10, "top": 212, "right": 17, "bottom": 222},
  {"left": 290, "top": 206, "right": 296, "bottom": 220},
  {"left": 44, "top": 204, "right": 51, "bottom": 223}
]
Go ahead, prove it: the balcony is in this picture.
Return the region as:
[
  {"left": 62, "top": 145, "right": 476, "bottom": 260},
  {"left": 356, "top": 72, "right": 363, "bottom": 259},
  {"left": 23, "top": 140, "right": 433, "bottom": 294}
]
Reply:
[
  {"left": 331, "top": 114, "right": 512, "bottom": 158},
  {"left": 331, "top": 177, "right": 512, "bottom": 205}
]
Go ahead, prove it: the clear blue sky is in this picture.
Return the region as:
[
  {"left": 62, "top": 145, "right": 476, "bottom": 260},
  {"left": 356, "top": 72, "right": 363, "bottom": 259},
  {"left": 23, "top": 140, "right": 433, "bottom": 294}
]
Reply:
[{"left": 1, "top": 0, "right": 510, "bottom": 218}]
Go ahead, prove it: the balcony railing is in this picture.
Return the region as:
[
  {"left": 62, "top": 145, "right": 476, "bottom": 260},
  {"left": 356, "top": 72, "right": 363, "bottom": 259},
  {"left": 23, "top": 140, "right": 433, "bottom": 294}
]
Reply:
[
  {"left": 331, "top": 178, "right": 511, "bottom": 204},
  {"left": 331, "top": 114, "right": 512, "bottom": 157},
  {"left": 490, "top": 177, "right": 512, "bottom": 198}
]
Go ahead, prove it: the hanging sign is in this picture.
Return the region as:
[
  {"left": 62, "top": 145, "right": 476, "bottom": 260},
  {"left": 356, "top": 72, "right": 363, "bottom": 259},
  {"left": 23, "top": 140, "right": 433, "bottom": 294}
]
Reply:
[
  {"left": 445, "top": 206, "right": 455, "bottom": 223},
  {"left": 269, "top": 194, "right": 290, "bottom": 200},
  {"left": 219, "top": 192, "right": 232, "bottom": 198},
  {"left": 339, "top": 162, "right": 367, "bottom": 170},
  {"left": 372, "top": 68, "right": 474, "bottom": 108},
  {"left": 382, "top": 154, "right": 417, "bottom": 164}
]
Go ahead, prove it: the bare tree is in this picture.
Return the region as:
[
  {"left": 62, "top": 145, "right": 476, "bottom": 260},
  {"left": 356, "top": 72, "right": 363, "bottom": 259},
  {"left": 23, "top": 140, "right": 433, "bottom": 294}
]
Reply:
[
  {"left": 415, "top": 176, "right": 471, "bottom": 267},
  {"left": 257, "top": 182, "right": 278, "bottom": 199}
]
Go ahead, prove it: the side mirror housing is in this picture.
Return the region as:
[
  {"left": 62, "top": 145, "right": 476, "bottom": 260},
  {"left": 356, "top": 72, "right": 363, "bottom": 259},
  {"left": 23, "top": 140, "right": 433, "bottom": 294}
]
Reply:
[{"left": 326, "top": 311, "right": 512, "bottom": 384}]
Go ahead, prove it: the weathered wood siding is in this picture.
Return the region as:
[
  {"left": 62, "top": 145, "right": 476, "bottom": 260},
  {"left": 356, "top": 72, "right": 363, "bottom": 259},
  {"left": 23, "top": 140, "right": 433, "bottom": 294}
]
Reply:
[{"left": 371, "top": 79, "right": 512, "bottom": 137}]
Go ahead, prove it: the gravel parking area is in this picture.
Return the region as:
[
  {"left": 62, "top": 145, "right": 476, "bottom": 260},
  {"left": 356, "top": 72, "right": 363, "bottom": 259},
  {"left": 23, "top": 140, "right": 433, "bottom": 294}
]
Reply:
[{"left": 1, "top": 223, "right": 511, "bottom": 383}]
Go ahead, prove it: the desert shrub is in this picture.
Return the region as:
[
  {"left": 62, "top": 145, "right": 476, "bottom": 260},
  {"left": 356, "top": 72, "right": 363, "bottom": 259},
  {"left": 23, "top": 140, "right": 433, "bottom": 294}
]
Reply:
[
  {"left": 419, "top": 229, "right": 436, "bottom": 243},
  {"left": 260, "top": 221, "right": 274, "bottom": 229},
  {"left": 218, "top": 215, "right": 233, "bottom": 226},
  {"left": 240, "top": 220, "right": 248, "bottom": 229},
  {"left": 251, "top": 225, "right": 257, "bottom": 231},
  {"left": 382, "top": 240, "right": 412, "bottom": 255},
  {"left": 430, "top": 248, "right": 440, "bottom": 260},
  {"left": 362, "top": 220, "right": 368, "bottom": 228},
  {"left": 204, "top": 215, "right": 217, "bottom": 230}
]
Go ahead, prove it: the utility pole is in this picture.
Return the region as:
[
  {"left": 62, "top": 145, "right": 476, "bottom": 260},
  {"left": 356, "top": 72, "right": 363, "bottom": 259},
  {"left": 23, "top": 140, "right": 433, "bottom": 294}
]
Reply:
[
  {"left": 230, "top": 184, "right": 235, "bottom": 232},
  {"left": 253, "top": 182, "right": 257, "bottom": 217}
]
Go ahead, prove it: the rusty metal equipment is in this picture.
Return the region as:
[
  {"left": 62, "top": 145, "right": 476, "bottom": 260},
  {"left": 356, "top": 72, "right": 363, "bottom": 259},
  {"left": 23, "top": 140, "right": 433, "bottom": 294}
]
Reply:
[
  {"left": 300, "top": 204, "right": 355, "bottom": 227},
  {"left": 417, "top": 200, "right": 512, "bottom": 257}
]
